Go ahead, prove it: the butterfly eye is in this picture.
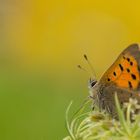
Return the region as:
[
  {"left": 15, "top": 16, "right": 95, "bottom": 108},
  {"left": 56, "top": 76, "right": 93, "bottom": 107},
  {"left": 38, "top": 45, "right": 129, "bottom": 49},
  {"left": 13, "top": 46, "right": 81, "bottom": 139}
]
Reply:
[
  {"left": 91, "top": 80, "right": 97, "bottom": 87},
  {"left": 89, "top": 79, "right": 97, "bottom": 88}
]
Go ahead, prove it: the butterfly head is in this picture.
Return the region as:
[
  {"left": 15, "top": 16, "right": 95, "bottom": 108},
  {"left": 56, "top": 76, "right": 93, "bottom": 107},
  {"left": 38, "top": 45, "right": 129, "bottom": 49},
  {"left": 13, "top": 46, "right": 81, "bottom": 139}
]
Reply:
[
  {"left": 88, "top": 78, "right": 97, "bottom": 88},
  {"left": 88, "top": 78, "right": 99, "bottom": 97}
]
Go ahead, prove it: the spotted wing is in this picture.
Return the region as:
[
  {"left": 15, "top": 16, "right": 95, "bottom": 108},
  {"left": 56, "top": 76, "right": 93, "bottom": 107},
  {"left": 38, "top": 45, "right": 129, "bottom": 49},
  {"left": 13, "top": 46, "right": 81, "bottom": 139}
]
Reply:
[{"left": 99, "top": 43, "right": 140, "bottom": 91}]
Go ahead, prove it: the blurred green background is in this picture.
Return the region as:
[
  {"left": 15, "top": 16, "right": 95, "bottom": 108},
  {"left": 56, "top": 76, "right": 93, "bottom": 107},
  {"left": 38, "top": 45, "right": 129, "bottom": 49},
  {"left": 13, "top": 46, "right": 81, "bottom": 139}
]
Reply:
[{"left": 1, "top": 0, "right": 140, "bottom": 139}]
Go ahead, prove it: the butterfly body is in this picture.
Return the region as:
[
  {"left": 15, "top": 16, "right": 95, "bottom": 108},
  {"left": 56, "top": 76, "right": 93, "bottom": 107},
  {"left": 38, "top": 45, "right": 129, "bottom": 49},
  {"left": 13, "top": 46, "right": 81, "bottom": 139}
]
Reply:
[{"left": 90, "top": 44, "right": 140, "bottom": 117}]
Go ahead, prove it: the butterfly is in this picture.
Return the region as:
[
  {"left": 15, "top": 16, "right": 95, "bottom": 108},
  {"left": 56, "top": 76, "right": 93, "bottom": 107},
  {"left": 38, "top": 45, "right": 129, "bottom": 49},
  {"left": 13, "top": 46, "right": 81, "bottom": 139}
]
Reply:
[{"left": 89, "top": 43, "right": 140, "bottom": 117}]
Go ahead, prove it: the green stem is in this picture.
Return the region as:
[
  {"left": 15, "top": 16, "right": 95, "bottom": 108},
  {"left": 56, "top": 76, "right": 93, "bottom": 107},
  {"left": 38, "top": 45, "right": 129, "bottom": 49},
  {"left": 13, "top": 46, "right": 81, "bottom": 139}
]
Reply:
[
  {"left": 126, "top": 104, "right": 131, "bottom": 126},
  {"left": 66, "top": 101, "right": 75, "bottom": 140}
]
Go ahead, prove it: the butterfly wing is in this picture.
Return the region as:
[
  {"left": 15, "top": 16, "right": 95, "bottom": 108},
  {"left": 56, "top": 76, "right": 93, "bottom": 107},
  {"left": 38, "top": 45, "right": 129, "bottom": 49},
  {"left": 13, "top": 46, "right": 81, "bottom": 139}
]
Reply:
[
  {"left": 93, "top": 44, "right": 140, "bottom": 117},
  {"left": 99, "top": 43, "right": 140, "bottom": 92}
]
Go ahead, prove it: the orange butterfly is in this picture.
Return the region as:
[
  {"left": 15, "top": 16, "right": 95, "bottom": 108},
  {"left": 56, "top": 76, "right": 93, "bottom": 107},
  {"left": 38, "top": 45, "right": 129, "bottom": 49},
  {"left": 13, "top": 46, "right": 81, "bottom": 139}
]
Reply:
[{"left": 89, "top": 44, "right": 140, "bottom": 117}]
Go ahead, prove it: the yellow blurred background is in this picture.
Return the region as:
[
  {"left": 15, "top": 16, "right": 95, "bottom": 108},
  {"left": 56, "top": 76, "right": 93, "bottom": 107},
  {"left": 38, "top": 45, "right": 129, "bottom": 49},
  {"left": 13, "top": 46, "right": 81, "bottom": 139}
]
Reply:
[{"left": 1, "top": 0, "right": 140, "bottom": 139}]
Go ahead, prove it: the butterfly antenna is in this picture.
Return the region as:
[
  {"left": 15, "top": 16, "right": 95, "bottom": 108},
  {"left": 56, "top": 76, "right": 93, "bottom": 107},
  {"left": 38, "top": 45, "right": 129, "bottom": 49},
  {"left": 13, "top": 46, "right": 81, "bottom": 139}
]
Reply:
[{"left": 84, "top": 54, "right": 96, "bottom": 79}]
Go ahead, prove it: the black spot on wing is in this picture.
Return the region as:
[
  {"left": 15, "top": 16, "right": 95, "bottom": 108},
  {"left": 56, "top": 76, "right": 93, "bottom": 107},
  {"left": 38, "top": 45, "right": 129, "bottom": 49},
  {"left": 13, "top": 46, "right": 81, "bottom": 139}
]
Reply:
[
  {"left": 123, "top": 56, "right": 126, "bottom": 59},
  {"left": 107, "top": 78, "right": 110, "bottom": 81},
  {"left": 130, "top": 61, "right": 133, "bottom": 66},
  {"left": 128, "top": 81, "right": 132, "bottom": 89},
  {"left": 113, "top": 72, "right": 116, "bottom": 76},
  {"left": 131, "top": 74, "right": 136, "bottom": 80},
  {"left": 126, "top": 68, "right": 130, "bottom": 73},
  {"left": 127, "top": 58, "right": 130, "bottom": 62},
  {"left": 119, "top": 64, "right": 124, "bottom": 71}
]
